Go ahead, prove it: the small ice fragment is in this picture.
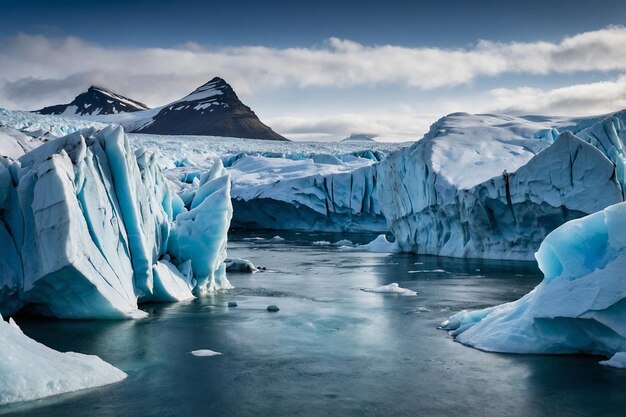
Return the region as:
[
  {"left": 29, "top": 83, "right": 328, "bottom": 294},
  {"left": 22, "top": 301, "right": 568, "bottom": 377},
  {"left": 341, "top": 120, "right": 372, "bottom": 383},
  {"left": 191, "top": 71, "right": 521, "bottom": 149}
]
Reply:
[
  {"left": 361, "top": 283, "right": 417, "bottom": 296},
  {"left": 271, "top": 236, "right": 285, "bottom": 241},
  {"left": 191, "top": 349, "right": 222, "bottom": 357},
  {"left": 225, "top": 258, "right": 257, "bottom": 273}
]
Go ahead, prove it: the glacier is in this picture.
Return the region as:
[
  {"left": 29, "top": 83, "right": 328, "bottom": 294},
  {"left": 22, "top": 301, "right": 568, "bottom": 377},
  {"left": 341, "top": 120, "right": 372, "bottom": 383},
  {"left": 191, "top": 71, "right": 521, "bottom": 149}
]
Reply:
[
  {"left": 3, "top": 107, "right": 626, "bottom": 263},
  {"left": 0, "top": 313, "right": 126, "bottom": 405},
  {"left": 129, "top": 110, "right": 626, "bottom": 260},
  {"left": 440, "top": 201, "right": 626, "bottom": 362},
  {"left": 0, "top": 123, "right": 232, "bottom": 319},
  {"left": 228, "top": 154, "right": 387, "bottom": 232},
  {"left": 377, "top": 112, "right": 626, "bottom": 260}
]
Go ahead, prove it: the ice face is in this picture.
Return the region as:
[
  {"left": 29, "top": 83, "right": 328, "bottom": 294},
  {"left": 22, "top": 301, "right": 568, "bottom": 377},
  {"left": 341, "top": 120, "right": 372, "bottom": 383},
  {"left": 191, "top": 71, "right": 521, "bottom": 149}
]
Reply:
[
  {"left": 441, "top": 202, "right": 626, "bottom": 359},
  {"left": 0, "top": 125, "right": 233, "bottom": 319},
  {"left": 377, "top": 112, "right": 626, "bottom": 260},
  {"left": 229, "top": 155, "right": 388, "bottom": 232},
  {"left": 0, "top": 313, "right": 126, "bottom": 405},
  {"left": 168, "top": 159, "right": 233, "bottom": 293}
]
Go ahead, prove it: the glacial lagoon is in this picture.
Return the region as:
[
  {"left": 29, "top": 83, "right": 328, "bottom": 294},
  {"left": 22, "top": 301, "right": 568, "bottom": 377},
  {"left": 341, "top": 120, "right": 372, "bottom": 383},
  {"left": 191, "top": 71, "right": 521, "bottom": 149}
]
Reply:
[{"left": 4, "top": 232, "right": 626, "bottom": 417}]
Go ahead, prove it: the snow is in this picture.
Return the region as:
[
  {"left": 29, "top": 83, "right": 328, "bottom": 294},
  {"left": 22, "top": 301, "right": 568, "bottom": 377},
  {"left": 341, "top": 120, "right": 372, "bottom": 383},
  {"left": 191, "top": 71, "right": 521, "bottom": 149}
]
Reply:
[
  {"left": 0, "top": 314, "right": 126, "bottom": 405},
  {"left": 191, "top": 349, "right": 222, "bottom": 357},
  {"left": 0, "top": 127, "right": 41, "bottom": 159},
  {"left": 378, "top": 111, "right": 626, "bottom": 260},
  {"left": 441, "top": 202, "right": 626, "bottom": 361},
  {"left": 361, "top": 283, "right": 417, "bottom": 296},
  {"left": 0, "top": 124, "right": 233, "bottom": 318}
]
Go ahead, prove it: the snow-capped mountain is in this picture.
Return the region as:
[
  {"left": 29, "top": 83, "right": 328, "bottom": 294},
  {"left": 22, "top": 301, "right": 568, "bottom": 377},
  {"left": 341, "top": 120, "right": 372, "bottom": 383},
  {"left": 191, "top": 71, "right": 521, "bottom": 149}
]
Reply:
[
  {"left": 35, "top": 77, "right": 289, "bottom": 141},
  {"left": 36, "top": 86, "right": 149, "bottom": 116},
  {"left": 130, "top": 77, "right": 288, "bottom": 141}
]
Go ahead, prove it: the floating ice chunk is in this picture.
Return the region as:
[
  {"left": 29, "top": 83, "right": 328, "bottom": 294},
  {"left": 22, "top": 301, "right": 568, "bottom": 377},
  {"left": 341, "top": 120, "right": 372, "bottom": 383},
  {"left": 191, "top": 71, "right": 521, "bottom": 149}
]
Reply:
[
  {"left": 0, "top": 314, "right": 126, "bottom": 405},
  {"left": 225, "top": 258, "right": 257, "bottom": 273},
  {"left": 361, "top": 283, "right": 417, "bottom": 296},
  {"left": 600, "top": 352, "right": 626, "bottom": 369},
  {"left": 441, "top": 202, "right": 626, "bottom": 361},
  {"left": 312, "top": 240, "right": 331, "bottom": 245},
  {"left": 191, "top": 349, "right": 222, "bottom": 357},
  {"left": 340, "top": 235, "right": 401, "bottom": 253},
  {"left": 408, "top": 269, "right": 447, "bottom": 273},
  {"left": 332, "top": 239, "right": 353, "bottom": 246}
]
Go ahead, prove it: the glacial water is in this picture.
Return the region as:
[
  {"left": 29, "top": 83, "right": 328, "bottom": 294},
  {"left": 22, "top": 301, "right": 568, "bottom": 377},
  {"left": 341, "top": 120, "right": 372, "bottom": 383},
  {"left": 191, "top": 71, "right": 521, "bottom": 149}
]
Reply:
[{"left": 3, "top": 232, "right": 626, "bottom": 417}]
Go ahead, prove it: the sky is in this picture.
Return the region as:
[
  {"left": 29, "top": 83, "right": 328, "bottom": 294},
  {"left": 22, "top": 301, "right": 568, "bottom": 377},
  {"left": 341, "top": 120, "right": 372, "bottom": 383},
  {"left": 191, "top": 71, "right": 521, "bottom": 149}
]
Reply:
[{"left": 1, "top": 0, "right": 626, "bottom": 141}]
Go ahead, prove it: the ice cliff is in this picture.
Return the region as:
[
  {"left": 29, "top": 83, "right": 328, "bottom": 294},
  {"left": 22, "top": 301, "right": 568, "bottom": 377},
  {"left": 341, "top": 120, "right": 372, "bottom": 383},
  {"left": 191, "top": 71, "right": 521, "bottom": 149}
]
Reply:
[
  {"left": 228, "top": 155, "right": 387, "bottom": 232},
  {"left": 377, "top": 112, "right": 626, "bottom": 260},
  {"left": 0, "top": 125, "right": 232, "bottom": 319},
  {"left": 441, "top": 201, "right": 626, "bottom": 362}
]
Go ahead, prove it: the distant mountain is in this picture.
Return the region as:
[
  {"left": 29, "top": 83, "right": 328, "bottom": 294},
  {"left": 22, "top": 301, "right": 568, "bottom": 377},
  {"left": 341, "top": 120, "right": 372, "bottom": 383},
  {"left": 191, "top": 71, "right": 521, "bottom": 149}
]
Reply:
[
  {"left": 341, "top": 133, "right": 377, "bottom": 142},
  {"left": 35, "top": 78, "right": 288, "bottom": 141},
  {"left": 36, "top": 86, "right": 149, "bottom": 116},
  {"left": 132, "top": 77, "right": 288, "bottom": 141}
]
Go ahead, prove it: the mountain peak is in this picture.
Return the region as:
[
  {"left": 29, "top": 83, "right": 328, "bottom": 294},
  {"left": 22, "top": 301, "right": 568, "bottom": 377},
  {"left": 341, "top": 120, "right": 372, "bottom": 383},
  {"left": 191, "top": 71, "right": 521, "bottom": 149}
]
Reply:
[
  {"left": 36, "top": 86, "right": 148, "bottom": 116},
  {"left": 183, "top": 77, "right": 236, "bottom": 102}
]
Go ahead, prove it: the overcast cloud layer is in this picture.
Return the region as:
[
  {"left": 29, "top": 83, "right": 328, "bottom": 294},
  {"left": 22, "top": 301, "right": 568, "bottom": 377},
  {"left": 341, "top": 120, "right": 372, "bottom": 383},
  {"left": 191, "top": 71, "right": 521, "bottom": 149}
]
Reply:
[{"left": 1, "top": 26, "right": 626, "bottom": 140}]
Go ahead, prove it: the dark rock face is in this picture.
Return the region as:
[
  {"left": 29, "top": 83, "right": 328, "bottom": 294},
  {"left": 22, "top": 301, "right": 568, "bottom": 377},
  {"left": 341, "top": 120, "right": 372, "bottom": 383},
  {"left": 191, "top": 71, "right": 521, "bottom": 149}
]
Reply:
[
  {"left": 134, "top": 77, "right": 288, "bottom": 141},
  {"left": 36, "top": 86, "right": 149, "bottom": 116}
]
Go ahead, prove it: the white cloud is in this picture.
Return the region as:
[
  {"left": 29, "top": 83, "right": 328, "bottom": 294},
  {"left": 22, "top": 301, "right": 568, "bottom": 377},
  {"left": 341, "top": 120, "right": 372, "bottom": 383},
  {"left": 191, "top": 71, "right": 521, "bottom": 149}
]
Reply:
[
  {"left": 488, "top": 74, "right": 626, "bottom": 116},
  {"left": 268, "top": 113, "right": 434, "bottom": 142},
  {"left": 2, "top": 26, "right": 626, "bottom": 110},
  {"left": 1, "top": 27, "right": 626, "bottom": 139}
]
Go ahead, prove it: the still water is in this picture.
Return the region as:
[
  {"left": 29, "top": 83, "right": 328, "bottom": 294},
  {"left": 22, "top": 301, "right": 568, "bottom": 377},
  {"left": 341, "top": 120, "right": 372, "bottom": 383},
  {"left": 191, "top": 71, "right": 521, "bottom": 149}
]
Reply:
[{"left": 3, "top": 232, "right": 626, "bottom": 417}]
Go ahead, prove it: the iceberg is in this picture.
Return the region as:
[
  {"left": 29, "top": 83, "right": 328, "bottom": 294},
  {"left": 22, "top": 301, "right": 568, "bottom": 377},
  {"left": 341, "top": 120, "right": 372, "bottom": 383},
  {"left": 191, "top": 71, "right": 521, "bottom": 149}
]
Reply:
[
  {"left": 0, "top": 314, "right": 126, "bottom": 405},
  {"left": 0, "top": 125, "right": 233, "bottom": 319},
  {"left": 441, "top": 202, "right": 626, "bottom": 360},
  {"left": 377, "top": 112, "right": 625, "bottom": 260}
]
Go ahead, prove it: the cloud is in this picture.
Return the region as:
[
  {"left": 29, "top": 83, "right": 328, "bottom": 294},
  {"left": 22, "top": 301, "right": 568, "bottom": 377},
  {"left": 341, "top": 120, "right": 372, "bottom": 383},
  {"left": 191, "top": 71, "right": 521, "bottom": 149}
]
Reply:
[
  {"left": 2, "top": 26, "right": 626, "bottom": 111},
  {"left": 1, "top": 27, "right": 626, "bottom": 139},
  {"left": 488, "top": 74, "right": 626, "bottom": 116},
  {"left": 268, "top": 113, "right": 433, "bottom": 141}
]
